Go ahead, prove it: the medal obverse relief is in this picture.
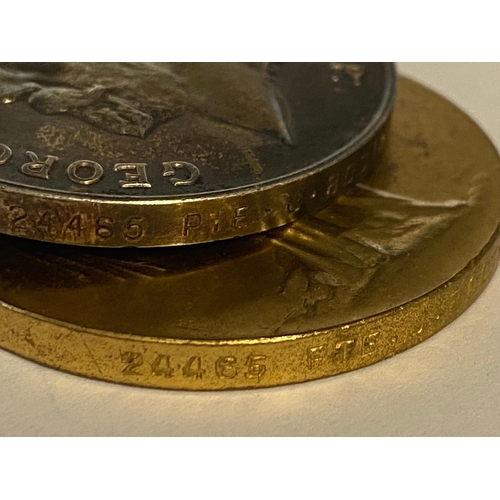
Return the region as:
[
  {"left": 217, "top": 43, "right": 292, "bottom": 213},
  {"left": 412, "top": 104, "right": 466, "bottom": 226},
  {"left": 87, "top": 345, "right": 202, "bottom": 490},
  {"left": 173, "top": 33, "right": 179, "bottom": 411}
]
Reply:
[{"left": 0, "top": 63, "right": 294, "bottom": 143}]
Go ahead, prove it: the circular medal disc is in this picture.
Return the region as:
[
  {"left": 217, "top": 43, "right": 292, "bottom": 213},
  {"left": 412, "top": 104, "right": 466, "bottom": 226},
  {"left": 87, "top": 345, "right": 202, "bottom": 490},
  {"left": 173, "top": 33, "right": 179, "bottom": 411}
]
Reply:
[
  {"left": 0, "top": 62, "right": 395, "bottom": 247},
  {"left": 0, "top": 77, "right": 498, "bottom": 390}
]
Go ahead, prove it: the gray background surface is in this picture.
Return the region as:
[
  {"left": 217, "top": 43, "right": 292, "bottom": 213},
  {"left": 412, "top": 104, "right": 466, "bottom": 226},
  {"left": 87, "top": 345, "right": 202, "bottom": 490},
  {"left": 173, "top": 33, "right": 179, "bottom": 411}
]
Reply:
[{"left": 1, "top": 63, "right": 499, "bottom": 436}]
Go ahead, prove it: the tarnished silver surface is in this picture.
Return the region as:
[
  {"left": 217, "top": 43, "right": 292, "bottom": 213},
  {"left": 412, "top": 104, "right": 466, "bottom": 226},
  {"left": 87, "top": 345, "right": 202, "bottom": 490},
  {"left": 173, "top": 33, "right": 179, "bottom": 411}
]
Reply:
[{"left": 0, "top": 63, "right": 395, "bottom": 246}]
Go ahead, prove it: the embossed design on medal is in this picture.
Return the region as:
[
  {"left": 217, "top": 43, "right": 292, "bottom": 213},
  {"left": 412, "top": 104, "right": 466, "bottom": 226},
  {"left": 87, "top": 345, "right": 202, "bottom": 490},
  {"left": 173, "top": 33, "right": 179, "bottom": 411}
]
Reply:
[
  {"left": 0, "top": 62, "right": 396, "bottom": 246},
  {"left": 271, "top": 184, "right": 472, "bottom": 331},
  {"left": 0, "top": 62, "right": 293, "bottom": 142}
]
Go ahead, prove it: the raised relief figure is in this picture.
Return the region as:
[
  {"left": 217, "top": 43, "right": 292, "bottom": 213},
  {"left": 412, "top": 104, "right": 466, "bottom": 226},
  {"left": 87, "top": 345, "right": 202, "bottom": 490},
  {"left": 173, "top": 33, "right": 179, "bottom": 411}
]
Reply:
[{"left": 0, "top": 63, "right": 293, "bottom": 144}]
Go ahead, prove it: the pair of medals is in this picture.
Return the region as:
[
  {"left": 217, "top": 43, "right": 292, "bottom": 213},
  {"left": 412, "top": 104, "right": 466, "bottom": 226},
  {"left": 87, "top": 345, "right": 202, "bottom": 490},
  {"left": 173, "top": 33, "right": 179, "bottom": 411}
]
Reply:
[{"left": 0, "top": 63, "right": 498, "bottom": 389}]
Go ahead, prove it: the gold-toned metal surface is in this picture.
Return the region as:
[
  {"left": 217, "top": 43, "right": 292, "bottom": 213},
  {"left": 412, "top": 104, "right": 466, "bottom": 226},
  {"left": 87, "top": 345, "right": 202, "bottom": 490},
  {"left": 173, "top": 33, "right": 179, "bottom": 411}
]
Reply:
[
  {"left": 0, "top": 77, "right": 498, "bottom": 389},
  {"left": 0, "top": 63, "right": 395, "bottom": 247}
]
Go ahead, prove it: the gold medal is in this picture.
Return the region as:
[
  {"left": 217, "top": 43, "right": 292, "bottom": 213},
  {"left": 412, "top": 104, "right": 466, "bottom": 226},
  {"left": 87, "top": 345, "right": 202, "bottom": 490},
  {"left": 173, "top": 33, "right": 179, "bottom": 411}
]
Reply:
[{"left": 0, "top": 77, "right": 498, "bottom": 389}]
